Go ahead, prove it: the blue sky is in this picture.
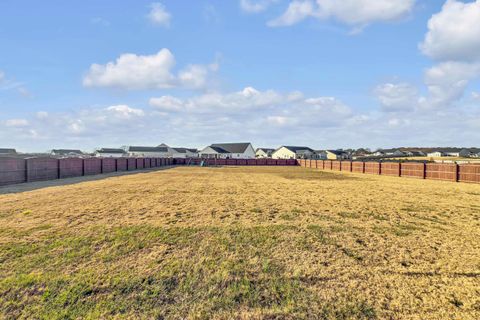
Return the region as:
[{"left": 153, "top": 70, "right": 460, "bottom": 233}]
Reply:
[{"left": 1, "top": 0, "right": 479, "bottom": 152}]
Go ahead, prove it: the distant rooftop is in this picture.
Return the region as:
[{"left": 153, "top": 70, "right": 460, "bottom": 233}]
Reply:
[
  {"left": 211, "top": 143, "right": 251, "bottom": 154},
  {"left": 96, "top": 148, "right": 126, "bottom": 154},
  {"left": 127, "top": 146, "right": 169, "bottom": 153}
]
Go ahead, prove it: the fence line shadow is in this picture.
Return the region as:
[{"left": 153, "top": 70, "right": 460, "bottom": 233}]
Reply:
[{"left": 0, "top": 166, "right": 175, "bottom": 195}]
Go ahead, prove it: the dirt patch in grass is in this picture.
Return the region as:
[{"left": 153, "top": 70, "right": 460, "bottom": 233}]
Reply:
[{"left": 1, "top": 166, "right": 479, "bottom": 319}]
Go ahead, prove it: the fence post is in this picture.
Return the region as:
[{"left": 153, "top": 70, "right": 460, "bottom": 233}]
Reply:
[
  {"left": 454, "top": 163, "right": 459, "bottom": 182},
  {"left": 398, "top": 162, "right": 402, "bottom": 177},
  {"left": 100, "top": 158, "right": 104, "bottom": 174},
  {"left": 422, "top": 162, "right": 426, "bottom": 179},
  {"left": 82, "top": 159, "right": 85, "bottom": 176},
  {"left": 339, "top": 160, "right": 342, "bottom": 171},
  {"left": 362, "top": 161, "right": 365, "bottom": 174},
  {"left": 379, "top": 161, "right": 382, "bottom": 176},
  {"left": 350, "top": 161, "right": 353, "bottom": 172}
]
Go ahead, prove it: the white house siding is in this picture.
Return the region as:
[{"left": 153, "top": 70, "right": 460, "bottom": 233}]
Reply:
[
  {"left": 256, "top": 150, "right": 268, "bottom": 158},
  {"left": 234, "top": 144, "right": 256, "bottom": 159},
  {"left": 272, "top": 147, "right": 296, "bottom": 159}
]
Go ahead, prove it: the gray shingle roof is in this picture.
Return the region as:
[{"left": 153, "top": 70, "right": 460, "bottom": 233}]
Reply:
[
  {"left": 211, "top": 143, "right": 251, "bottom": 154},
  {"left": 127, "top": 146, "right": 169, "bottom": 152},
  {"left": 256, "top": 148, "right": 275, "bottom": 153},
  {"left": 281, "top": 146, "right": 314, "bottom": 153},
  {"left": 0, "top": 148, "right": 16, "bottom": 154},
  {"left": 173, "top": 147, "right": 198, "bottom": 153},
  {"left": 96, "top": 148, "right": 126, "bottom": 154}
]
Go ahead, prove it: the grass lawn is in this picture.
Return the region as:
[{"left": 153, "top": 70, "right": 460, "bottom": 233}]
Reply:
[{"left": 1, "top": 166, "right": 480, "bottom": 319}]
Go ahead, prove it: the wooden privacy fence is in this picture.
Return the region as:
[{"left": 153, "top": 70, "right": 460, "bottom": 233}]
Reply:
[
  {"left": 0, "top": 157, "right": 174, "bottom": 187},
  {"left": 172, "top": 158, "right": 298, "bottom": 166},
  {"left": 299, "top": 159, "right": 480, "bottom": 184}
]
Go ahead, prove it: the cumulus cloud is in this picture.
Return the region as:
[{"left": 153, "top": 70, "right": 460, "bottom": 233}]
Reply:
[
  {"left": 147, "top": 2, "right": 171, "bottom": 27},
  {"left": 374, "top": 83, "right": 418, "bottom": 112},
  {"left": 107, "top": 105, "right": 145, "bottom": 119},
  {"left": 83, "top": 49, "right": 218, "bottom": 90},
  {"left": 420, "top": 0, "right": 480, "bottom": 62},
  {"left": 267, "top": 0, "right": 415, "bottom": 29},
  {"left": 5, "top": 119, "right": 29, "bottom": 127},
  {"left": 240, "top": 0, "right": 278, "bottom": 13},
  {"left": 422, "top": 62, "right": 480, "bottom": 108}
]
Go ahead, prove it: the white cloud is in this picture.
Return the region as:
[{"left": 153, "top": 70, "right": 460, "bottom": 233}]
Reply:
[
  {"left": 148, "top": 2, "right": 171, "bottom": 27},
  {"left": 83, "top": 49, "right": 217, "bottom": 90},
  {"left": 5, "top": 119, "right": 29, "bottom": 127},
  {"left": 268, "top": 0, "right": 415, "bottom": 29},
  {"left": 374, "top": 83, "right": 418, "bottom": 112},
  {"left": 472, "top": 92, "right": 480, "bottom": 101},
  {"left": 420, "top": 0, "right": 480, "bottom": 62},
  {"left": 149, "top": 86, "right": 286, "bottom": 112},
  {"left": 36, "top": 111, "right": 49, "bottom": 120},
  {"left": 149, "top": 96, "right": 185, "bottom": 112},
  {"left": 107, "top": 105, "right": 145, "bottom": 119},
  {"left": 0, "top": 71, "right": 5, "bottom": 83},
  {"left": 423, "top": 61, "right": 480, "bottom": 108},
  {"left": 240, "top": 0, "right": 277, "bottom": 13},
  {"left": 268, "top": 1, "right": 316, "bottom": 27}
]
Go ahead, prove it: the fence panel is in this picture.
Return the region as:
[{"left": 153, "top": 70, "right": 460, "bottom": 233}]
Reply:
[
  {"left": 225, "top": 159, "right": 236, "bottom": 165},
  {"left": 26, "top": 158, "right": 59, "bottom": 182},
  {"left": 287, "top": 159, "right": 297, "bottom": 166},
  {"left": 135, "top": 158, "right": 144, "bottom": 170},
  {"left": 102, "top": 158, "right": 117, "bottom": 173},
  {"left": 341, "top": 161, "right": 352, "bottom": 172},
  {"left": 266, "top": 159, "right": 277, "bottom": 166},
  {"left": 59, "top": 158, "right": 83, "bottom": 179},
  {"left": 458, "top": 165, "right": 480, "bottom": 183},
  {"left": 117, "top": 158, "right": 128, "bottom": 171},
  {"left": 401, "top": 163, "right": 425, "bottom": 179},
  {"left": 425, "top": 163, "right": 456, "bottom": 181},
  {"left": 381, "top": 163, "right": 400, "bottom": 176},
  {"left": 277, "top": 159, "right": 287, "bottom": 166},
  {"left": 236, "top": 159, "right": 247, "bottom": 166},
  {"left": 332, "top": 161, "right": 341, "bottom": 171},
  {"left": 0, "top": 157, "right": 26, "bottom": 186},
  {"left": 144, "top": 158, "right": 151, "bottom": 169},
  {"left": 365, "top": 162, "right": 380, "bottom": 175},
  {"left": 127, "top": 158, "right": 136, "bottom": 170},
  {"left": 352, "top": 162, "right": 364, "bottom": 173},
  {"left": 83, "top": 158, "right": 102, "bottom": 176}
]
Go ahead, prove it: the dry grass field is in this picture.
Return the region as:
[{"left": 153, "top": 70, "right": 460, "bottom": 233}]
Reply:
[{"left": 1, "top": 166, "right": 480, "bottom": 319}]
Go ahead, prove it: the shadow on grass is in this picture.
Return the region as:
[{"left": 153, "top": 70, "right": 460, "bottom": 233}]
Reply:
[{"left": 0, "top": 167, "right": 175, "bottom": 195}]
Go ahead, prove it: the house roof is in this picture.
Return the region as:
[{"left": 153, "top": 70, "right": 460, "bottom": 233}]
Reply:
[
  {"left": 211, "top": 143, "right": 252, "bottom": 154},
  {"left": 173, "top": 147, "right": 198, "bottom": 153},
  {"left": 280, "top": 146, "right": 314, "bottom": 153},
  {"left": 256, "top": 148, "right": 275, "bottom": 153},
  {"left": 0, "top": 148, "right": 16, "bottom": 154},
  {"left": 127, "top": 146, "right": 169, "bottom": 153},
  {"left": 208, "top": 146, "right": 231, "bottom": 154},
  {"left": 96, "top": 148, "right": 125, "bottom": 154},
  {"left": 51, "top": 149, "right": 83, "bottom": 155}
]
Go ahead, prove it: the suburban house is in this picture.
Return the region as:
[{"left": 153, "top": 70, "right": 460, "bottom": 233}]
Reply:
[
  {"left": 272, "top": 146, "right": 315, "bottom": 159},
  {"left": 95, "top": 148, "right": 127, "bottom": 158},
  {"left": 256, "top": 148, "right": 275, "bottom": 158},
  {"left": 427, "top": 151, "right": 446, "bottom": 158},
  {"left": 199, "top": 143, "right": 256, "bottom": 159},
  {"left": 50, "top": 149, "right": 84, "bottom": 157},
  {"left": 315, "top": 150, "right": 351, "bottom": 160},
  {"left": 171, "top": 148, "right": 199, "bottom": 158},
  {"left": 125, "top": 146, "right": 170, "bottom": 157},
  {"left": 0, "top": 148, "right": 17, "bottom": 156},
  {"left": 351, "top": 148, "right": 372, "bottom": 159}
]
